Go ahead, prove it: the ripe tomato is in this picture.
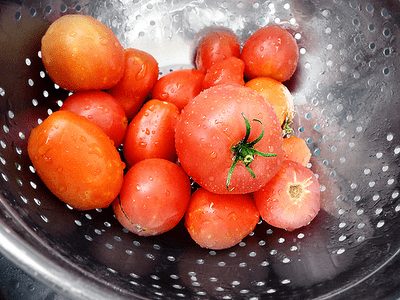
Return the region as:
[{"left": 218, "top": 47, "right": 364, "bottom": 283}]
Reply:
[
  {"left": 123, "top": 99, "right": 180, "bottom": 167},
  {"left": 254, "top": 160, "right": 320, "bottom": 231},
  {"left": 195, "top": 30, "right": 241, "bottom": 74},
  {"left": 41, "top": 15, "right": 125, "bottom": 91},
  {"left": 108, "top": 48, "right": 159, "bottom": 119},
  {"left": 27, "top": 110, "right": 125, "bottom": 210},
  {"left": 113, "top": 158, "right": 191, "bottom": 236},
  {"left": 202, "top": 56, "right": 245, "bottom": 90},
  {"left": 283, "top": 136, "right": 312, "bottom": 167},
  {"left": 245, "top": 77, "right": 294, "bottom": 127},
  {"left": 175, "top": 84, "right": 284, "bottom": 194},
  {"left": 60, "top": 91, "right": 128, "bottom": 147},
  {"left": 151, "top": 69, "right": 205, "bottom": 110},
  {"left": 185, "top": 187, "right": 260, "bottom": 250},
  {"left": 241, "top": 26, "right": 299, "bottom": 82}
]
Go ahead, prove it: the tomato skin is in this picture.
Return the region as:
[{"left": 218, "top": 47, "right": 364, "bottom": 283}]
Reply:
[
  {"left": 195, "top": 31, "right": 241, "bottom": 74},
  {"left": 41, "top": 15, "right": 125, "bottom": 91},
  {"left": 185, "top": 188, "right": 260, "bottom": 250},
  {"left": 60, "top": 91, "right": 128, "bottom": 147},
  {"left": 175, "top": 84, "right": 284, "bottom": 195},
  {"left": 202, "top": 57, "right": 245, "bottom": 90},
  {"left": 241, "top": 26, "right": 299, "bottom": 82},
  {"left": 113, "top": 158, "right": 191, "bottom": 236},
  {"left": 151, "top": 69, "right": 205, "bottom": 111},
  {"left": 108, "top": 48, "right": 159, "bottom": 120},
  {"left": 123, "top": 99, "right": 180, "bottom": 167},
  {"left": 254, "top": 160, "right": 320, "bottom": 231},
  {"left": 27, "top": 110, "right": 125, "bottom": 210},
  {"left": 283, "top": 136, "right": 311, "bottom": 167}
]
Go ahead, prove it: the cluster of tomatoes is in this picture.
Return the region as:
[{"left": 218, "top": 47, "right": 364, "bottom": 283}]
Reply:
[{"left": 27, "top": 14, "right": 321, "bottom": 250}]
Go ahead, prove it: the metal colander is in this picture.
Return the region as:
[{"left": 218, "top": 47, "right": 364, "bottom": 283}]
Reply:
[{"left": 1, "top": 0, "right": 400, "bottom": 299}]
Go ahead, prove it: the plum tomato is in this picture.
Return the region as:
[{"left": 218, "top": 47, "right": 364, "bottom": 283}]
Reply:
[
  {"left": 241, "top": 26, "right": 299, "bottom": 82},
  {"left": 195, "top": 30, "right": 241, "bottom": 74},
  {"left": 41, "top": 15, "right": 125, "bottom": 91},
  {"left": 175, "top": 84, "right": 284, "bottom": 195},
  {"left": 254, "top": 160, "right": 321, "bottom": 231},
  {"left": 108, "top": 48, "right": 159, "bottom": 120},
  {"left": 27, "top": 110, "right": 125, "bottom": 211},
  {"left": 60, "top": 91, "right": 128, "bottom": 147},
  {"left": 185, "top": 187, "right": 260, "bottom": 250},
  {"left": 123, "top": 99, "right": 180, "bottom": 167},
  {"left": 202, "top": 56, "right": 245, "bottom": 90},
  {"left": 245, "top": 77, "right": 294, "bottom": 128},
  {"left": 151, "top": 69, "right": 205, "bottom": 111},
  {"left": 283, "top": 136, "right": 312, "bottom": 167},
  {"left": 113, "top": 158, "right": 191, "bottom": 236}
]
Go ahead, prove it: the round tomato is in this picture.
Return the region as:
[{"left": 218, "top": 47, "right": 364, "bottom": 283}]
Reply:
[
  {"left": 241, "top": 26, "right": 299, "bottom": 82},
  {"left": 195, "top": 30, "right": 241, "bottom": 74},
  {"left": 254, "top": 160, "right": 320, "bottom": 231},
  {"left": 202, "top": 56, "right": 245, "bottom": 90},
  {"left": 113, "top": 158, "right": 191, "bottom": 236},
  {"left": 175, "top": 84, "right": 284, "bottom": 195},
  {"left": 185, "top": 187, "right": 260, "bottom": 250},
  {"left": 41, "top": 15, "right": 125, "bottom": 91},
  {"left": 108, "top": 48, "right": 159, "bottom": 120},
  {"left": 123, "top": 99, "right": 180, "bottom": 167},
  {"left": 27, "top": 110, "right": 125, "bottom": 210},
  {"left": 283, "top": 136, "right": 312, "bottom": 167},
  {"left": 60, "top": 91, "right": 128, "bottom": 147},
  {"left": 151, "top": 69, "right": 205, "bottom": 111}
]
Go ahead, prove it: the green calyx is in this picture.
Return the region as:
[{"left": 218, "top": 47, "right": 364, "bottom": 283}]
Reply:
[{"left": 226, "top": 113, "right": 277, "bottom": 191}]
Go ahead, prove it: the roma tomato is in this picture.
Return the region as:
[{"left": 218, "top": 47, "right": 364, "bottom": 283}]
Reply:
[
  {"left": 283, "top": 136, "right": 312, "bottom": 167},
  {"left": 254, "top": 160, "right": 320, "bottom": 231},
  {"left": 123, "top": 99, "right": 180, "bottom": 167},
  {"left": 195, "top": 30, "right": 241, "bottom": 74},
  {"left": 185, "top": 188, "right": 260, "bottom": 250},
  {"left": 202, "top": 56, "right": 245, "bottom": 90},
  {"left": 41, "top": 15, "right": 125, "bottom": 91},
  {"left": 108, "top": 48, "right": 159, "bottom": 120},
  {"left": 151, "top": 69, "right": 205, "bottom": 111},
  {"left": 175, "top": 84, "right": 284, "bottom": 195},
  {"left": 113, "top": 158, "right": 191, "bottom": 236},
  {"left": 27, "top": 110, "right": 125, "bottom": 211},
  {"left": 60, "top": 91, "right": 128, "bottom": 147},
  {"left": 241, "top": 26, "right": 299, "bottom": 82}
]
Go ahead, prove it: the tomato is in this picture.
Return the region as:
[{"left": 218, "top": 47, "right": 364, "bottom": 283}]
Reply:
[
  {"left": 41, "top": 15, "right": 125, "bottom": 91},
  {"left": 245, "top": 77, "right": 294, "bottom": 128},
  {"left": 60, "top": 91, "right": 128, "bottom": 147},
  {"left": 175, "top": 84, "right": 284, "bottom": 194},
  {"left": 240, "top": 26, "right": 299, "bottom": 82},
  {"left": 113, "top": 158, "right": 191, "bottom": 236},
  {"left": 108, "top": 48, "right": 159, "bottom": 120},
  {"left": 27, "top": 110, "right": 125, "bottom": 210},
  {"left": 202, "top": 56, "right": 245, "bottom": 90},
  {"left": 195, "top": 30, "right": 241, "bottom": 74},
  {"left": 283, "top": 136, "right": 312, "bottom": 167},
  {"left": 254, "top": 160, "right": 320, "bottom": 231},
  {"left": 185, "top": 187, "right": 260, "bottom": 250},
  {"left": 123, "top": 99, "right": 180, "bottom": 167},
  {"left": 151, "top": 69, "right": 205, "bottom": 111}
]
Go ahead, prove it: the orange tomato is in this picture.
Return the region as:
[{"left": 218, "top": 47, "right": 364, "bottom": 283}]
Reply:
[{"left": 283, "top": 136, "right": 312, "bottom": 167}]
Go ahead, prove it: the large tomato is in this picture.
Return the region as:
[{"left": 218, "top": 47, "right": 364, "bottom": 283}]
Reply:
[
  {"left": 175, "top": 84, "right": 284, "bottom": 194},
  {"left": 41, "top": 15, "right": 125, "bottom": 91}
]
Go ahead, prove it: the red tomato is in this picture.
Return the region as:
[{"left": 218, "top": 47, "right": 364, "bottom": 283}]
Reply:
[
  {"left": 41, "top": 15, "right": 125, "bottom": 91},
  {"left": 27, "top": 110, "right": 125, "bottom": 210},
  {"left": 241, "top": 26, "right": 299, "bottom": 82},
  {"left": 108, "top": 48, "right": 159, "bottom": 120},
  {"left": 60, "top": 91, "right": 128, "bottom": 147},
  {"left": 151, "top": 69, "right": 205, "bottom": 111},
  {"left": 202, "top": 56, "right": 245, "bottom": 90},
  {"left": 185, "top": 187, "right": 260, "bottom": 250},
  {"left": 175, "top": 84, "right": 284, "bottom": 195},
  {"left": 113, "top": 158, "right": 191, "bottom": 236},
  {"left": 254, "top": 160, "right": 321, "bottom": 231},
  {"left": 195, "top": 30, "right": 241, "bottom": 74},
  {"left": 123, "top": 99, "right": 180, "bottom": 167},
  {"left": 283, "top": 136, "right": 312, "bottom": 167}
]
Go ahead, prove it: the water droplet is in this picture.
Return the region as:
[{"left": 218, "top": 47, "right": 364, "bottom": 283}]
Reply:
[
  {"left": 210, "top": 152, "right": 217, "bottom": 159},
  {"left": 145, "top": 128, "right": 151, "bottom": 135},
  {"left": 160, "top": 93, "right": 169, "bottom": 100},
  {"left": 228, "top": 212, "right": 238, "bottom": 221},
  {"left": 80, "top": 136, "right": 87, "bottom": 142},
  {"left": 165, "top": 190, "right": 170, "bottom": 197},
  {"left": 139, "top": 141, "right": 147, "bottom": 148},
  {"left": 100, "top": 37, "right": 109, "bottom": 45},
  {"left": 136, "top": 64, "right": 147, "bottom": 80},
  {"left": 69, "top": 31, "right": 77, "bottom": 37},
  {"left": 208, "top": 176, "right": 215, "bottom": 182},
  {"left": 88, "top": 145, "right": 104, "bottom": 158}
]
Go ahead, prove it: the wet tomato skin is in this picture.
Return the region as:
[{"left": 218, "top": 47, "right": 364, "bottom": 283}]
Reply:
[{"left": 202, "top": 56, "right": 245, "bottom": 90}]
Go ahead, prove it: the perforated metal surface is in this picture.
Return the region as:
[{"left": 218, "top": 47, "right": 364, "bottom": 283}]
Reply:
[{"left": 0, "top": 0, "right": 400, "bottom": 299}]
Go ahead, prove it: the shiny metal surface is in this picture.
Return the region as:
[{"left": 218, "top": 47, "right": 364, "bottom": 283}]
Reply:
[{"left": 0, "top": 0, "right": 400, "bottom": 299}]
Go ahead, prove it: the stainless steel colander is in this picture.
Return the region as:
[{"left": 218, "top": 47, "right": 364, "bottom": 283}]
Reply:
[{"left": 1, "top": 0, "right": 400, "bottom": 299}]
